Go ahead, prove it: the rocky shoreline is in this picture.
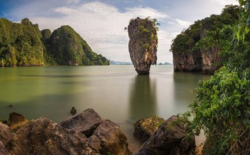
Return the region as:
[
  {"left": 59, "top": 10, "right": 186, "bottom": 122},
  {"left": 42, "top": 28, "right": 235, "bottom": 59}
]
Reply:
[{"left": 0, "top": 109, "right": 197, "bottom": 155}]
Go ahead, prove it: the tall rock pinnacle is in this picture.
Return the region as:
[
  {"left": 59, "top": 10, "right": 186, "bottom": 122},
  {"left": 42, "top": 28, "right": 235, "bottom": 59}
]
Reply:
[{"left": 128, "top": 17, "right": 158, "bottom": 75}]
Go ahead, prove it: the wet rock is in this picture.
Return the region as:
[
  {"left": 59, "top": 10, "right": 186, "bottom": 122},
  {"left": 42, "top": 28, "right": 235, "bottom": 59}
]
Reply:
[
  {"left": 0, "top": 123, "right": 13, "bottom": 146},
  {"left": 89, "top": 120, "right": 131, "bottom": 155},
  {"left": 10, "top": 117, "right": 99, "bottom": 155},
  {"left": 128, "top": 17, "right": 158, "bottom": 75},
  {"left": 8, "top": 112, "right": 29, "bottom": 131},
  {"left": 0, "top": 141, "right": 9, "bottom": 155},
  {"left": 135, "top": 115, "right": 195, "bottom": 155},
  {"left": 134, "top": 116, "right": 165, "bottom": 142},
  {"left": 60, "top": 108, "right": 103, "bottom": 137}
]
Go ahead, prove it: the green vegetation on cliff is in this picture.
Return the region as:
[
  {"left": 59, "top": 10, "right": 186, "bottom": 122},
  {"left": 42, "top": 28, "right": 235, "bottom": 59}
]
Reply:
[
  {"left": 0, "top": 18, "right": 109, "bottom": 67},
  {"left": 44, "top": 26, "right": 109, "bottom": 65},
  {"left": 171, "top": 5, "right": 239, "bottom": 59},
  {"left": 0, "top": 18, "right": 44, "bottom": 67}
]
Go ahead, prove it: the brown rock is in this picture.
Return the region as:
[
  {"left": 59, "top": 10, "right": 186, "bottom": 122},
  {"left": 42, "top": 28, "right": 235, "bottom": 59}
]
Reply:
[
  {"left": 8, "top": 112, "right": 29, "bottom": 131},
  {"left": 91, "top": 120, "right": 131, "bottom": 155},
  {"left": 134, "top": 116, "right": 165, "bottom": 142},
  {"left": 173, "top": 50, "right": 202, "bottom": 72},
  {"left": 135, "top": 115, "right": 195, "bottom": 155},
  {"left": 128, "top": 17, "right": 158, "bottom": 75},
  {"left": 0, "top": 123, "right": 13, "bottom": 146},
  {"left": 0, "top": 141, "right": 9, "bottom": 155},
  {"left": 59, "top": 108, "right": 103, "bottom": 137},
  {"left": 10, "top": 117, "right": 99, "bottom": 155},
  {"left": 60, "top": 109, "right": 131, "bottom": 155}
]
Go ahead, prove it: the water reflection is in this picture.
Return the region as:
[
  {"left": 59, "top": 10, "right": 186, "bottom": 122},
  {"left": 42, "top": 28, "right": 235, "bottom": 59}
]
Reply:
[
  {"left": 129, "top": 75, "right": 157, "bottom": 120},
  {"left": 172, "top": 72, "right": 210, "bottom": 111}
]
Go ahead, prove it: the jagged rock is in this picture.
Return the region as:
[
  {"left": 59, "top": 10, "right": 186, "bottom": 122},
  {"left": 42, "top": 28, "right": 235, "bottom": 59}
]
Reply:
[
  {"left": 10, "top": 117, "right": 99, "bottom": 155},
  {"left": 89, "top": 120, "right": 131, "bottom": 155},
  {"left": 60, "top": 109, "right": 131, "bottom": 155},
  {"left": 134, "top": 116, "right": 165, "bottom": 142},
  {"left": 0, "top": 141, "right": 9, "bottom": 155},
  {"left": 128, "top": 17, "right": 158, "bottom": 75},
  {"left": 0, "top": 123, "right": 13, "bottom": 146},
  {"left": 60, "top": 108, "right": 103, "bottom": 137},
  {"left": 8, "top": 112, "right": 29, "bottom": 131},
  {"left": 135, "top": 115, "right": 195, "bottom": 155}
]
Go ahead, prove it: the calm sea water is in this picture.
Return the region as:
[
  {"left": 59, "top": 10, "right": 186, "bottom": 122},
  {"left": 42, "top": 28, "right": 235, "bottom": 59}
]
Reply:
[{"left": 0, "top": 65, "right": 209, "bottom": 152}]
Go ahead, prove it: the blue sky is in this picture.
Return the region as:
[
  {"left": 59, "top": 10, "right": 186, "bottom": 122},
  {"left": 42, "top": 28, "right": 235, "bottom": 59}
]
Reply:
[{"left": 0, "top": 0, "right": 238, "bottom": 63}]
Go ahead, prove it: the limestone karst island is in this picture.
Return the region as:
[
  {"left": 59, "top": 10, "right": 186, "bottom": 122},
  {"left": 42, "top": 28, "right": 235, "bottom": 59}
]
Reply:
[{"left": 0, "top": 1, "right": 249, "bottom": 155}]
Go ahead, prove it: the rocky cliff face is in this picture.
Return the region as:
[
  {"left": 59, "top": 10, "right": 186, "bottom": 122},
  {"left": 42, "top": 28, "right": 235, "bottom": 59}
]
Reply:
[
  {"left": 171, "top": 5, "right": 239, "bottom": 74},
  {"left": 128, "top": 17, "right": 158, "bottom": 75},
  {"left": 0, "top": 18, "right": 109, "bottom": 67},
  {"left": 173, "top": 40, "right": 221, "bottom": 74}
]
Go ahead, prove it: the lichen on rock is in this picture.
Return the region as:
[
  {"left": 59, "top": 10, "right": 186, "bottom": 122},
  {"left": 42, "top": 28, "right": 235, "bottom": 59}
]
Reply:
[
  {"left": 135, "top": 115, "right": 196, "bottom": 155},
  {"left": 128, "top": 17, "right": 158, "bottom": 75},
  {"left": 134, "top": 116, "right": 165, "bottom": 142}
]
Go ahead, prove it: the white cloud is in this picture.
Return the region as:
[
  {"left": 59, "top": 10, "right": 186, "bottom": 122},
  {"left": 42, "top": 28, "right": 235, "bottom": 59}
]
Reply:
[
  {"left": 173, "top": 19, "right": 191, "bottom": 28},
  {"left": 30, "top": 2, "right": 171, "bottom": 62}
]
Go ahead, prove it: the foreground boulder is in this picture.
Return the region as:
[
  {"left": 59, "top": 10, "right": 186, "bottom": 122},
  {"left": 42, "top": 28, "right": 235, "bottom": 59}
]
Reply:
[
  {"left": 60, "top": 109, "right": 131, "bottom": 155},
  {"left": 8, "top": 112, "right": 29, "bottom": 131},
  {"left": 135, "top": 116, "right": 195, "bottom": 155},
  {"left": 0, "top": 123, "right": 13, "bottom": 146},
  {"left": 128, "top": 17, "right": 158, "bottom": 75},
  {"left": 134, "top": 116, "right": 164, "bottom": 142},
  {"left": 10, "top": 117, "right": 99, "bottom": 155},
  {"left": 0, "top": 141, "right": 9, "bottom": 155},
  {"left": 89, "top": 120, "right": 130, "bottom": 155},
  {"left": 60, "top": 108, "right": 103, "bottom": 137}
]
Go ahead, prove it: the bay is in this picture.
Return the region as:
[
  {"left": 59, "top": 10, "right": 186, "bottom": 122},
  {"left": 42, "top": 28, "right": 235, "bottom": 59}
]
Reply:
[{"left": 0, "top": 65, "right": 209, "bottom": 152}]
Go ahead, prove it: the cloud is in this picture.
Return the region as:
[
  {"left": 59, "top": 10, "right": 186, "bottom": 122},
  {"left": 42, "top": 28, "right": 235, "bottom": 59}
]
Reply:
[
  {"left": 29, "top": 1, "right": 172, "bottom": 62},
  {"left": 173, "top": 19, "right": 191, "bottom": 28}
]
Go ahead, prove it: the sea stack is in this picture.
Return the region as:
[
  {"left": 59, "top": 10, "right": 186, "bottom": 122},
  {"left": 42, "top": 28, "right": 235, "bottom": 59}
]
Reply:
[{"left": 128, "top": 17, "right": 158, "bottom": 75}]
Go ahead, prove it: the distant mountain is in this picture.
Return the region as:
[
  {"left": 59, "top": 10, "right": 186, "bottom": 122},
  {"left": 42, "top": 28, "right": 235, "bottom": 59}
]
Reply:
[
  {"left": 0, "top": 18, "right": 109, "bottom": 67},
  {"left": 109, "top": 60, "right": 132, "bottom": 65},
  {"left": 158, "top": 62, "right": 172, "bottom": 65}
]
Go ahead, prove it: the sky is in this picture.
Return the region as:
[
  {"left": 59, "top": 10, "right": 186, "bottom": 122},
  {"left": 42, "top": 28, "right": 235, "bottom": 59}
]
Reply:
[{"left": 0, "top": 0, "right": 238, "bottom": 63}]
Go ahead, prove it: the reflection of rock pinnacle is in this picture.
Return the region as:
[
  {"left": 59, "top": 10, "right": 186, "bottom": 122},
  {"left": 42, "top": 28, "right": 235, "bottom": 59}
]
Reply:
[
  {"left": 128, "top": 17, "right": 158, "bottom": 75},
  {"left": 129, "top": 76, "right": 157, "bottom": 119}
]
